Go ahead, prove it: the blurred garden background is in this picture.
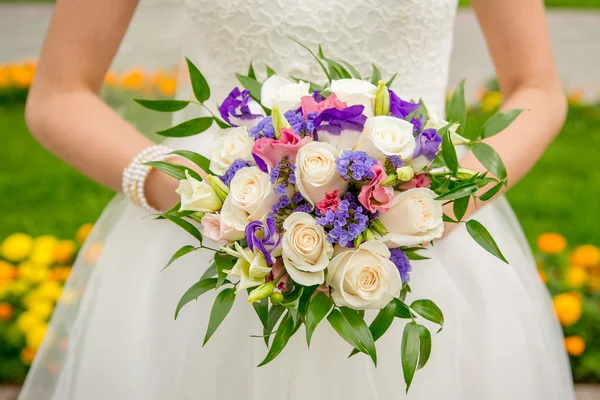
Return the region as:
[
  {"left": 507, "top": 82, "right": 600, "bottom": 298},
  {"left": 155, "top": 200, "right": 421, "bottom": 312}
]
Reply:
[{"left": 0, "top": 0, "right": 599, "bottom": 398}]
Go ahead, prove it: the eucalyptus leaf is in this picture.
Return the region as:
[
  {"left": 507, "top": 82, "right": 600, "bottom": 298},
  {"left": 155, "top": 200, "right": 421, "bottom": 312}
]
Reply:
[
  {"left": 185, "top": 57, "right": 210, "bottom": 103},
  {"left": 134, "top": 99, "right": 190, "bottom": 112},
  {"left": 236, "top": 73, "right": 263, "bottom": 103},
  {"left": 481, "top": 109, "right": 525, "bottom": 139},
  {"left": 168, "top": 150, "right": 213, "bottom": 175},
  {"left": 441, "top": 131, "right": 459, "bottom": 173},
  {"left": 471, "top": 142, "right": 507, "bottom": 181},
  {"left": 434, "top": 183, "right": 477, "bottom": 201},
  {"left": 252, "top": 297, "right": 269, "bottom": 331},
  {"left": 156, "top": 117, "right": 214, "bottom": 138},
  {"left": 163, "top": 214, "right": 203, "bottom": 244},
  {"left": 305, "top": 292, "right": 334, "bottom": 346},
  {"left": 401, "top": 321, "right": 420, "bottom": 393},
  {"left": 417, "top": 324, "right": 432, "bottom": 370},
  {"left": 322, "top": 57, "right": 352, "bottom": 79},
  {"left": 213, "top": 117, "right": 231, "bottom": 129},
  {"left": 161, "top": 245, "right": 197, "bottom": 271},
  {"left": 405, "top": 252, "right": 431, "bottom": 261},
  {"left": 466, "top": 219, "right": 509, "bottom": 264},
  {"left": 281, "top": 286, "right": 304, "bottom": 309},
  {"left": 203, "top": 288, "right": 236, "bottom": 345},
  {"left": 446, "top": 79, "right": 467, "bottom": 136},
  {"left": 174, "top": 278, "right": 217, "bottom": 319},
  {"left": 410, "top": 299, "right": 444, "bottom": 332},
  {"left": 258, "top": 311, "right": 294, "bottom": 366}
]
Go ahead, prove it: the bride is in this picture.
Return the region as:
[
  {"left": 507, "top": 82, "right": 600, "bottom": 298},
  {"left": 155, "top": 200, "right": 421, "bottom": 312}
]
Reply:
[{"left": 19, "top": 0, "right": 574, "bottom": 399}]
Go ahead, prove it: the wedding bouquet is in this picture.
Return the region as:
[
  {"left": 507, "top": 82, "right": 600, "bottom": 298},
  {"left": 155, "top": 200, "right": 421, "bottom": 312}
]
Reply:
[{"left": 135, "top": 42, "right": 521, "bottom": 391}]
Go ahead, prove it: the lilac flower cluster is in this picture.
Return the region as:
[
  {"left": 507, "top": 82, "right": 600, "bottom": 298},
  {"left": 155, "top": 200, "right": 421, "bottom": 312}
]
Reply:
[
  {"left": 285, "top": 109, "right": 315, "bottom": 138},
  {"left": 269, "top": 156, "right": 296, "bottom": 195},
  {"left": 316, "top": 193, "right": 370, "bottom": 247},
  {"left": 249, "top": 115, "right": 275, "bottom": 139},
  {"left": 387, "top": 156, "right": 403, "bottom": 169},
  {"left": 219, "top": 159, "right": 252, "bottom": 186},
  {"left": 389, "top": 248, "right": 412, "bottom": 283},
  {"left": 336, "top": 150, "right": 378, "bottom": 181},
  {"left": 270, "top": 191, "right": 312, "bottom": 231}
]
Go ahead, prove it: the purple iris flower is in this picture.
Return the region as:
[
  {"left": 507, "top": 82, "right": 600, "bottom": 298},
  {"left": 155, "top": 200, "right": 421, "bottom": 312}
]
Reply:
[
  {"left": 413, "top": 128, "right": 442, "bottom": 161},
  {"left": 219, "top": 87, "right": 264, "bottom": 128},
  {"left": 245, "top": 217, "right": 281, "bottom": 265},
  {"left": 389, "top": 90, "right": 424, "bottom": 134},
  {"left": 313, "top": 105, "right": 367, "bottom": 137}
]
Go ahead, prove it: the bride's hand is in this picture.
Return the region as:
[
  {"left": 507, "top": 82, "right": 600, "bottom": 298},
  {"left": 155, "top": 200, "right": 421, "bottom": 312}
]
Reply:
[{"left": 145, "top": 158, "right": 202, "bottom": 212}]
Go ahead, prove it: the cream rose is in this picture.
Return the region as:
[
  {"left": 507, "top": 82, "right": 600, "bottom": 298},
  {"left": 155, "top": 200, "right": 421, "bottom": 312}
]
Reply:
[
  {"left": 295, "top": 141, "right": 348, "bottom": 205},
  {"left": 326, "top": 240, "right": 401, "bottom": 310},
  {"left": 260, "top": 75, "right": 310, "bottom": 112},
  {"left": 330, "top": 79, "right": 377, "bottom": 117},
  {"left": 176, "top": 170, "right": 222, "bottom": 213},
  {"left": 424, "top": 113, "right": 466, "bottom": 145},
  {"left": 281, "top": 212, "right": 333, "bottom": 286},
  {"left": 356, "top": 116, "right": 416, "bottom": 162},
  {"left": 380, "top": 188, "right": 444, "bottom": 247},
  {"left": 219, "top": 166, "right": 279, "bottom": 239},
  {"left": 209, "top": 126, "right": 254, "bottom": 175}
]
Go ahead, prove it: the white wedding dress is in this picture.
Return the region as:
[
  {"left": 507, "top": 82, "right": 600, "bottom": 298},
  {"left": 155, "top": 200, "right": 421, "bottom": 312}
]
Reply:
[{"left": 19, "top": 1, "right": 575, "bottom": 399}]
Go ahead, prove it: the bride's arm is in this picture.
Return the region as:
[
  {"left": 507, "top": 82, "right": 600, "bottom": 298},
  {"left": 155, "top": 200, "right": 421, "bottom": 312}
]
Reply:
[
  {"left": 447, "top": 0, "right": 567, "bottom": 220},
  {"left": 25, "top": 0, "right": 180, "bottom": 211}
]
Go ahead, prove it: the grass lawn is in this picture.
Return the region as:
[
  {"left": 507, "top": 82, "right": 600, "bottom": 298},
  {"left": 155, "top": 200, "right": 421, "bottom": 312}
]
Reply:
[{"left": 0, "top": 99, "right": 599, "bottom": 247}]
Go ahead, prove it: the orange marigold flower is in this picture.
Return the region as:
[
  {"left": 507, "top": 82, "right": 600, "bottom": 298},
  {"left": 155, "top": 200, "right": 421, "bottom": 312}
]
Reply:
[
  {"left": 0, "top": 302, "right": 13, "bottom": 321},
  {"left": 566, "top": 265, "right": 587, "bottom": 288},
  {"left": 21, "top": 348, "right": 36, "bottom": 366},
  {"left": 53, "top": 240, "right": 77, "bottom": 265},
  {"left": 121, "top": 67, "right": 145, "bottom": 90},
  {"left": 537, "top": 233, "right": 567, "bottom": 254},
  {"left": 158, "top": 77, "right": 177, "bottom": 97},
  {"left": 565, "top": 336, "right": 586, "bottom": 356},
  {"left": 553, "top": 292, "right": 582, "bottom": 327},
  {"left": 538, "top": 269, "right": 548, "bottom": 284},
  {"left": 75, "top": 223, "right": 94, "bottom": 245},
  {"left": 570, "top": 245, "right": 600, "bottom": 268},
  {"left": 567, "top": 88, "right": 584, "bottom": 106}
]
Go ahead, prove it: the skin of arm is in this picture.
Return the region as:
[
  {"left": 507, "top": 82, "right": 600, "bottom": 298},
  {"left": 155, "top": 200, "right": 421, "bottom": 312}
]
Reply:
[
  {"left": 25, "top": 0, "right": 183, "bottom": 211},
  {"left": 444, "top": 0, "right": 567, "bottom": 228}
]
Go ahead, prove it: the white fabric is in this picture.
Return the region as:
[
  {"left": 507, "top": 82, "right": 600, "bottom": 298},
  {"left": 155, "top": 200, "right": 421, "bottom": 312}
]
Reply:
[{"left": 19, "top": 0, "right": 575, "bottom": 399}]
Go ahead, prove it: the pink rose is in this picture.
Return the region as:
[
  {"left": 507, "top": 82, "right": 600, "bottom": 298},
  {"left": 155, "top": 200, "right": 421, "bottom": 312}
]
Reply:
[
  {"left": 358, "top": 162, "right": 394, "bottom": 213},
  {"left": 252, "top": 128, "right": 312, "bottom": 169},
  {"left": 267, "top": 258, "right": 290, "bottom": 291},
  {"left": 300, "top": 93, "right": 347, "bottom": 119},
  {"left": 399, "top": 173, "right": 432, "bottom": 190},
  {"left": 200, "top": 213, "right": 228, "bottom": 245},
  {"left": 316, "top": 190, "right": 341, "bottom": 215}
]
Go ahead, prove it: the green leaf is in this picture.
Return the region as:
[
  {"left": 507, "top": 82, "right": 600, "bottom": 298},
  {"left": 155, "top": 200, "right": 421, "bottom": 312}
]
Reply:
[
  {"left": 174, "top": 278, "right": 217, "bottom": 319},
  {"left": 479, "top": 180, "right": 505, "bottom": 201},
  {"left": 252, "top": 297, "right": 269, "bottom": 331},
  {"left": 203, "top": 288, "right": 236, "bottom": 345},
  {"left": 236, "top": 73, "right": 263, "bottom": 103},
  {"left": 168, "top": 150, "right": 213, "bottom": 175},
  {"left": 401, "top": 321, "right": 420, "bottom": 393},
  {"left": 156, "top": 117, "right": 214, "bottom": 138},
  {"left": 327, "top": 309, "right": 367, "bottom": 355},
  {"left": 405, "top": 252, "right": 431, "bottom": 261},
  {"left": 386, "top": 72, "right": 398, "bottom": 87},
  {"left": 185, "top": 57, "right": 210, "bottom": 103},
  {"left": 247, "top": 62, "right": 257, "bottom": 80},
  {"left": 163, "top": 214, "right": 203, "bottom": 244},
  {"left": 370, "top": 64, "right": 382, "bottom": 85},
  {"left": 213, "top": 252, "right": 232, "bottom": 288},
  {"left": 161, "top": 245, "right": 197, "bottom": 271},
  {"left": 264, "top": 305, "right": 286, "bottom": 346},
  {"left": 289, "top": 37, "right": 331, "bottom": 82},
  {"left": 200, "top": 263, "right": 217, "bottom": 280},
  {"left": 213, "top": 117, "right": 231, "bottom": 129},
  {"left": 417, "top": 325, "right": 432, "bottom": 370},
  {"left": 339, "top": 60, "right": 362, "bottom": 79},
  {"left": 280, "top": 286, "right": 304, "bottom": 309},
  {"left": 349, "top": 300, "right": 396, "bottom": 357},
  {"left": 340, "top": 307, "right": 377, "bottom": 366},
  {"left": 453, "top": 196, "right": 469, "bottom": 222},
  {"left": 322, "top": 57, "right": 352, "bottom": 79},
  {"left": 434, "top": 183, "right": 478, "bottom": 201},
  {"left": 466, "top": 219, "right": 509, "bottom": 264},
  {"left": 258, "top": 311, "right": 294, "bottom": 366},
  {"left": 471, "top": 142, "right": 507, "bottom": 181},
  {"left": 394, "top": 298, "right": 413, "bottom": 319},
  {"left": 265, "top": 65, "right": 276, "bottom": 78},
  {"left": 134, "top": 99, "right": 190, "bottom": 112},
  {"left": 481, "top": 109, "right": 524, "bottom": 139},
  {"left": 446, "top": 79, "right": 467, "bottom": 136},
  {"left": 298, "top": 284, "right": 319, "bottom": 322},
  {"left": 442, "top": 131, "right": 458, "bottom": 173},
  {"left": 144, "top": 161, "right": 201, "bottom": 182},
  {"left": 410, "top": 299, "right": 444, "bottom": 332},
  {"left": 305, "top": 292, "right": 334, "bottom": 346}
]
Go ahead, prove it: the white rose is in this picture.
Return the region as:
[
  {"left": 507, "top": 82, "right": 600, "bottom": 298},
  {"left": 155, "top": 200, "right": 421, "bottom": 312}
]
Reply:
[
  {"left": 356, "top": 116, "right": 416, "bottom": 162},
  {"left": 209, "top": 126, "right": 254, "bottom": 175},
  {"left": 380, "top": 188, "right": 444, "bottom": 247},
  {"left": 261, "top": 75, "right": 310, "bottom": 112},
  {"left": 326, "top": 240, "right": 402, "bottom": 310},
  {"left": 282, "top": 212, "right": 333, "bottom": 286},
  {"left": 330, "top": 79, "right": 377, "bottom": 117},
  {"left": 424, "top": 112, "right": 466, "bottom": 145},
  {"left": 175, "top": 170, "right": 222, "bottom": 212},
  {"left": 295, "top": 141, "right": 348, "bottom": 205}
]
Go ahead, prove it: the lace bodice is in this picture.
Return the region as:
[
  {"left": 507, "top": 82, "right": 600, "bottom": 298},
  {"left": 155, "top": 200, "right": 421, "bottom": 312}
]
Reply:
[{"left": 178, "top": 0, "right": 458, "bottom": 116}]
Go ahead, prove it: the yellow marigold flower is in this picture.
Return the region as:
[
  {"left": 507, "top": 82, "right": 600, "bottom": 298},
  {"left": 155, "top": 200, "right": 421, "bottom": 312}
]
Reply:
[
  {"left": 481, "top": 91, "right": 503, "bottom": 113},
  {"left": 29, "top": 299, "right": 54, "bottom": 320},
  {"left": 121, "top": 67, "right": 145, "bottom": 90},
  {"left": 570, "top": 245, "right": 600, "bottom": 268},
  {"left": 54, "top": 240, "right": 77, "bottom": 265},
  {"left": 20, "top": 347, "right": 36, "bottom": 366},
  {"left": 8, "top": 64, "right": 35, "bottom": 88},
  {"left": 0, "top": 302, "right": 13, "bottom": 321},
  {"left": 565, "top": 336, "right": 586, "bottom": 356},
  {"left": 17, "top": 311, "right": 43, "bottom": 334},
  {"left": 7, "top": 279, "right": 29, "bottom": 296},
  {"left": 1, "top": 233, "right": 34, "bottom": 262},
  {"left": 567, "top": 88, "right": 584, "bottom": 106},
  {"left": 0, "top": 65, "right": 10, "bottom": 87},
  {"left": 75, "top": 223, "right": 94, "bottom": 245},
  {"left": 37, "top": 281, "right": 63, "bottom": 302},
  {"left": 566, "top": 265, "right": 587, "bottom": 288},
  {"left": 19, "top": 265, "right": 49, "bottom": 284},
  {"left": 26, "top": 323, "right": 48, "bottom": 350},
  {"left": 158, "top": 77, "right": 177, "bottom": 97},
  {"left": 537, "top": 233, "right": 567, "bottom": 254},
  {"left": 553, "top": 292, "right": 582, "bottom": 327},
  {"left": 0, "top": 260, "right": 17, "bottom": 281}
]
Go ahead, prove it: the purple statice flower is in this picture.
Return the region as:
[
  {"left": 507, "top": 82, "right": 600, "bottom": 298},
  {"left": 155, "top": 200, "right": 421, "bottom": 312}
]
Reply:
[
  {"left": 292, "top": 191, "right": 305, "bottom": 204},
  {"left": 387, "top": 155, "right": 403, "bottom": 169},
  {"left": 219, "top": 159, "right": 252, "bottom": 186},
  {"left": 269, "top": 157, "right": 296, "bottom": 194},
  {"left": 249, "top": 116, "right": 275, "bottom": 139},
  {"left": 316, "top": 193, "right": 370, "bottom": 247},
  {"left": 271, "top": 195, "right": 291, "bottom": 215},
  {"left": 413, "top": 128, "right": 442, "bottom": 161},
  {"left": 219, "top": 87, "right": 264, "bottom": 128},
  {"left": 336, "top": 150, "right": 378, "bottom": 182},
  {"left": 245, "top": 217, "right": 281, "bottom": 265},
  {"left": 270, "top": 190, "right": 312, "bottom": 231},
  {"left": 313, "top": 105, "right": 367, "bottom": 137},
  {"left": 285, "top": 108, "right": 315, "bottom": 138},
  {"left": 389, "top": 248, "right": 412, "bottom": 283},
  {"left": 389, "top": 90, "right": 424, "bottom": 134}
]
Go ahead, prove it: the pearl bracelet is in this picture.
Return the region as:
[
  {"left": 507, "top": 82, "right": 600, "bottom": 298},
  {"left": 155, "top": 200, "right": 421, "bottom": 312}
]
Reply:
[{"left": 122, "top": 144, "right": 173, "bottom": 213}]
